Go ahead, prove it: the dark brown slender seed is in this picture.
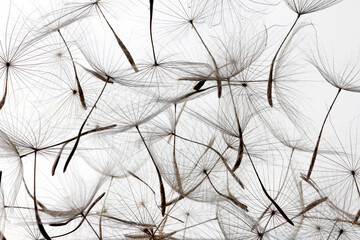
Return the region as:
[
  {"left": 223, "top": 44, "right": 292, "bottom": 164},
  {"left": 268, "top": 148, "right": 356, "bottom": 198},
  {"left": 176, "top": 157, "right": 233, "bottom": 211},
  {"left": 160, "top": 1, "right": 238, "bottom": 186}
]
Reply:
[
  {"left": 306, "top": 88, "right": 341, "bottom": 179},
  {"left": 96, "top": 4, "right": 139, "bottom": 72},
  {"left": 136, "top": 125, "right": 166, "bottom": 216},
  {"left": 0, "top": 68, "right": 9, "bottom": 110},
  {"left": 353, "top": 209, "right": 360, "bottom": 223},
  {"left": 268, "top": 14, "right": 301, "bottom": 107},
  {"left": 33, "top": 152, "right": 52, "bottom": 240},
  {"left": 52, "top": 142, "right": 68, "bottom": 176},
  {"left": 57, "top": 29, "right": 87, "bottom": 110},
  {"left": 63, "top": 77, "right": 110, "bottom": 172}
]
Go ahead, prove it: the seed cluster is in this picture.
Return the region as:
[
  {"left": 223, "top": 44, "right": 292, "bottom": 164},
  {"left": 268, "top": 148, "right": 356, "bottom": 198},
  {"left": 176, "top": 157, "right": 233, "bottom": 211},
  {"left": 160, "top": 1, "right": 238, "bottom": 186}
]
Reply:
[{"left": 0, "top": 0, "right": 359, "bottom": 239}]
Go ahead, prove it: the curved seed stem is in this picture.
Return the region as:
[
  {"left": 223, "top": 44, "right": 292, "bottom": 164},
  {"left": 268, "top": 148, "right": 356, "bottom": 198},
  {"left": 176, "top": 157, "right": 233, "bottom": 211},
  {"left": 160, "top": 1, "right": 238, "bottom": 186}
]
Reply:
[
  {"left": 20, "top": 124, "right": 116, "bottom": 159},
  {"left": 353, "top": 175, "right": 360, "bottom": 197},
  {"left": 48, "top": 193, "right": 105, "bottom": 239},
  {"left": 173, "top": 133, "right": 245, "bottom": 189},
  {"left": 190, "top": 21, "right": 222, "bottom": 98},
  {"left": 52, "top": 142, "right": 68, "bottom": 176},
  {"left": 353, "top": 209, "right": 360, "bottom": 224},
  {"left": 63, "top": 77, "right": 110, "bottom": 172},
  {"left": 57, "top": 29, "right": 87, "bottom": 109},
  {"left": 227, "top": 79, "right": 244, "bottom": 172},
  {"left": 243, "top": 144, "right": 294, "bottom": 226},
  {"left": 96, "top": 4, "right": 139, "bottom": 72},
  {"left": 149, "top": 0, "right": 157, "bottom": 65},
  {"left": 267, "top": 14, "right": 301, "bottom": 107},
  {"left": 99, "top": 177, "right": 113, "bottom": 239},
  {"left": 81, "top": 212, "right": 100, "bottom": 239},
  {"left": 136, "top": 125, "right": 166, "bottom": 216},
  {"left": 205, "top": 171, "right": 248, "bottom": 211},
  {"left": 306, "top": 88, "right": 341, "bottom": 179},
  {"left": 0, "top": 67, "right": 9, "bottom": 110},
  {"left": 33, "top": 151, "right": 52, "bottom": 240},
  {"left": 172, "top": 104, "right": 183, "bottom": 193}
]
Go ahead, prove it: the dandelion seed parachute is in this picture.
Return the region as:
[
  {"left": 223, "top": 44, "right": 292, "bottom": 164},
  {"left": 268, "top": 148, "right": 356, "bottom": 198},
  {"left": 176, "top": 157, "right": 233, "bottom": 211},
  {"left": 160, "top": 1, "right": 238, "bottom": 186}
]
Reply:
[{"left": 0, "top": 0, "right": 359, "bottom": 239}]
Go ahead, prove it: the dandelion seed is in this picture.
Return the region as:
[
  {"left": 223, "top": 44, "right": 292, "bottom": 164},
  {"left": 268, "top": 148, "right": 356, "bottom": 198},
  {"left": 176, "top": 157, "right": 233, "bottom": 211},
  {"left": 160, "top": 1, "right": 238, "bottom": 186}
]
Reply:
[
  {"left": 306, "top": 45, "right": 360, "bottom": 179},
  {"left": 63, "top": 75, "right": 110, "bottom": 172},
  {"left": 57, "top": 29, "right": 87, "bottom": 109},
  {"left": 0, "top": 0, "right": 358, "bottom": 239},
  {"left": 136, "top": 125, "right": 166, "bottom": 217},
  {"left": 267, "top": 0, "right": 344, "bottom": 107}
]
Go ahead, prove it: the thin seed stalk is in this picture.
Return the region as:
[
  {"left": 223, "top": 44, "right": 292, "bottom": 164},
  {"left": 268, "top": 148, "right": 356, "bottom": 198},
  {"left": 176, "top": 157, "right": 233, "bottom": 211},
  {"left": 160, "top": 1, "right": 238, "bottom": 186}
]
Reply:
[
  {"left": 149, "top": 0, "right": 157, "bottom": 65},
  {"left": 172, "top": 133, "right": 245, "bottom": 188},
  {"left": 301, "top": 174, "right": 355, "bottom": 220},
  {"left": 265, "top": 197, "right": 328, "bottom": 234},
  {"left": 353, "top": 175, "right": 360, "bottom": 196},
  {"left": 256, "top": 148, "right": 295, "bottom": 224},
  {"left": 96, "top": 4, "right": 139, "bottom": 72},
  {"left": 99, "top": 177, "right": 113, "bottom": 239},
  {"left": 205, "top": 171, "right": 248, "bottom": 211},
  {"left": 52, "top": 141, "right": 68, "bottom": 176},
  {"left": 261, "top": 214, "right": 274, "bottom": 239},
  {"left": 172, "top": 104, "right": 183, "bottom": 193},
  {"left": 300, "top": 197, "right": 327, "bottom": 215},
  {"left": 306, "top": 88, "right": 342, "bottom": 179},
  {"left": 353, "top": 209, "right": 360, "bottom": 224},
  {"left": 182, "top": 212, "right": 189, "bottom": 240},
  {"left": 63, "top": 77, "right": 110, "bottom": 172},
  {"left": 136, "top": 125, "right": 166, "bottom": 216},
  {"left": 20, "top": 124, "right": 117, "bottom": 159},
  {"left": 49, "top": 192, "right": 105, "bottom": 239},
  {"left": 243, "top": 144, "right": 294, "bottom": 226},
  {"left": 227, "top": 78, "right": 244, "bottom": 172},
  {"left": 165, "top": 173, "right": 207, "bottom": 206},
  {"left": 190, "top": 21, "right": 222, "bottom": 98},
  {"left": 80, "top": 212, "right": 101, "bottom": 239},
  {"left": 57, "top": 29, "right": 87, "bottom": 110},
  {"left": 267, "top": 13, "right": 301, "bottom": 107},
  {"left": 33, "top": 151, "right": 52, "bottom": 240},
  {"left": 0, "top": 67, "right": 9, "bottom": 110}
]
